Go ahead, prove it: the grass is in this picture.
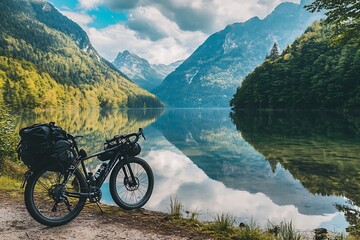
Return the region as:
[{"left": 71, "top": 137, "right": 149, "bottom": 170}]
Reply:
[
  {"left": 235, "top": 227, "right": 275, "bottom": 240},
  {"left": 204, "top": 213, "right": 274, "bottom": 240},
  {"left": 0, "top": 158, "right": 27, "bottom": 179},
  {"left": 168, "top": 196, "right": 182, "bottom": 218},
  {"left": 272, "top": 220, "right": 304, "bottom": 240},
  {"left": 0, "top": 159, "right": 26, "bottom": 194},
  {"left": 277, "top": 222, "right": 303, "bottom": 240},
  {"left": 212, "top": 212, "right": 236, "bottom": 231},
  {"left": 0, "top": 175, "right": 23, "bottom": 192},
  {"left": 164, "top": 198, "right": 360, "bottom": 240}
]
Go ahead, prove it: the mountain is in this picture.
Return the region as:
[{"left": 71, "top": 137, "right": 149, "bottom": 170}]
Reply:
[
  {"left": 0, "top": 0, "right": 162, "bottom": 110},
  {"left": 152, "top": 60, "right": 184, "bottom": 78},
  {"left": 153, "top": 0, "right": 321, "bottom": 107},
  {"left": 112, "top": 51, "right": 182, "bottom": 91},
  {"left": 230, "top": 22, "right": 360, "bottom": 110}
]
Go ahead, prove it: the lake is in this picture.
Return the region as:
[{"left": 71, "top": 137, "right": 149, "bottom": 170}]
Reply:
[{"left": 16, "top": 108, "right": 360, "bottom": 231}]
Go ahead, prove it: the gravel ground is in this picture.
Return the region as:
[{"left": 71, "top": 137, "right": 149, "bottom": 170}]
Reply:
[{"left": 0, "top": 191, "right": 211, "bottom": 240}]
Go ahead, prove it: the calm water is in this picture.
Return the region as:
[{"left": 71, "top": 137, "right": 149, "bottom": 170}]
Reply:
[{"left": 16, "top": 108, "right": 360, "bottom": 231}]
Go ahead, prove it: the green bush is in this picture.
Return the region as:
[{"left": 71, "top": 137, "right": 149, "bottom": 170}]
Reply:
[{"left": 0, "top": 103, "right": 18, "bottom": 166}]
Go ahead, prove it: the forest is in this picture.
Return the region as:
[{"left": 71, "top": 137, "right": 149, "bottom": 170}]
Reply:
[
  {"left": 0, "top": 0, "right": 162, "bottom": 110},
  {"left": 230, "top": 22, "right": 360, "bottom": 110}
]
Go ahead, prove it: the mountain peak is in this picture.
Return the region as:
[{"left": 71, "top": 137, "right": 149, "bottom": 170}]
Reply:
[
  {"left": 153, "top": 1, "right": 322, "bottom": 107},
  {"left": 112, "top": 52, "right": 183, "bottom": 91},
  {"left": 122, "top": 50, "right": 131, "bottom": 56}
]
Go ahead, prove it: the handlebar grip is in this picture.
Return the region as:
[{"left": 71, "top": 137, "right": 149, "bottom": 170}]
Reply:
[
  {"left": 139, "top": 128, "right": 146, "bottom": 140},
  {"left": 111, "top": 128, "right": 145, "bottom": 144},
  {"left": 125, "top": 133, "right": 139, "bottom": 143}
]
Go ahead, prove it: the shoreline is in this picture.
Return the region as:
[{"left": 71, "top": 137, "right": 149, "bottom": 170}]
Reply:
[
  {"left": 0, "top": 175, "right": 354, "bottom": 240},
  {"left": 0, "top": 187, "right": 211, "bottom": 240}
]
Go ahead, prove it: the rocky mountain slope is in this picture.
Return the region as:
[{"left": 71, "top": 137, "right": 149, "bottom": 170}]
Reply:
[
  {"left": 113, "top": 51, "right": 182, "bottom": 91},
  {"left": 0, "top": 0, "right": 162, "bottom": 109},
  {"left": 153, "top": 0, "right": 321, "bottom": 107}
]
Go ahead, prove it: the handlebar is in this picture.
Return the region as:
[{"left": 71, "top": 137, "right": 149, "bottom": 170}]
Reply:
[
  {"left": 110, "top": 128, "right": 145, "bottom": 145},
  {"left": 67, "top": 129, "right": 145, "bottom": 152}
]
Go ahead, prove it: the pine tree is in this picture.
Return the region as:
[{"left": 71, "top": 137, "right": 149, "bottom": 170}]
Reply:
[
  {"left": 305, "top": 0, "right": 360, "bottom": 44},
  {"left": 267, "top": 42, "right": 279, "bottom": 60}
]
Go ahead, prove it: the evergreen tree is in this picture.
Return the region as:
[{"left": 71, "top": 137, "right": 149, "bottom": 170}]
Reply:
[
  {"left": 305, "top": 0, "right": 360, "bottom": 44},
  {"left": 230, "top": 22, "right": 360, "bottom": 110},
  {"left": 266, "top": 42, "right": 280, "bottom": 60},
  {"left": 270, "top": 42, "right": 279, "bottom": 59}
]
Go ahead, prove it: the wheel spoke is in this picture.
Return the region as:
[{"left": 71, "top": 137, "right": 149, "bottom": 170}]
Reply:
[
  {"left": 36, "top": 179, "right": 50, "bottom": 191},
  {"left": 27, "top": 167, "right": 86, "bottom": 226},
  {"left": 111, "top": 158, "right": 153, "bottom": 210}
]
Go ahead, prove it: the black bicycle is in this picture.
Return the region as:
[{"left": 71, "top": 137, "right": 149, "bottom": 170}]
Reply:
[{"left": 21, "top": 128, "right": 154, "bottom": 226}]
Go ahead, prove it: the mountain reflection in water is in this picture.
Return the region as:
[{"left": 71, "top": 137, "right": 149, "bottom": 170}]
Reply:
[{"left": 17, "top": 108, "right": 360, "bottom": 231}]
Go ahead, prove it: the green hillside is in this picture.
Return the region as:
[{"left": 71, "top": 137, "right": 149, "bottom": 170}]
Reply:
[
  {"left": 230, "top": 22, "right": 360, "bottom": 110},
  {"left": 0, "top": 0, "right": 162, "bottom": 109}
]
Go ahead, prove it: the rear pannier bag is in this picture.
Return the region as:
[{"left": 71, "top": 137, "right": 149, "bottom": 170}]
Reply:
[
  {"left": 51, "top": 140, "right": 76, "bottom": 167},
  {"left": 17, "top": 122, "right": 75, "bottom": 171}
]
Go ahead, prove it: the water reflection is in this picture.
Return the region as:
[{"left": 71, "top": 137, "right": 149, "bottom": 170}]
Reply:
[
  {"left": 16, "top": 108, "right": 360, "bottom": 231},
  {"left": 136, "top": 109, "right": 359, "bottom": 230},
  {"left": 16, "top": 108, "right": 163, "bottom": 169},
  {"left": 134, "top": 127, "right": 347, "bottom": 231},
  {"left": 230, "top": 110, "right": 360, "bottom": 205}
]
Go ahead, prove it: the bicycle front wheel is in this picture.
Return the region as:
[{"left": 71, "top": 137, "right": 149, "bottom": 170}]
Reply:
[
  {"left": 24, "top": 166, "right": 87, "bottom": 226},
  {"left": 110, "top": 157, "right": 154, "bottom": 210}
]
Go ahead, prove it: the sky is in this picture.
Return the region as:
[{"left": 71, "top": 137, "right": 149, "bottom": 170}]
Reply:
[{"left": 49, "top": 0, "right": 300, "bottom": 64}]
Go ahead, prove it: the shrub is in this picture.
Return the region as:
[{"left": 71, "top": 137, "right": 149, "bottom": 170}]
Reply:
[{"left": 0, "top": 103, "right": 18, "bottom": 168}]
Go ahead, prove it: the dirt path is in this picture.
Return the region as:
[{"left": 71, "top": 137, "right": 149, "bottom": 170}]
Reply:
[{"left": 0, "top": 191, "right": 211, "bottom": 240}]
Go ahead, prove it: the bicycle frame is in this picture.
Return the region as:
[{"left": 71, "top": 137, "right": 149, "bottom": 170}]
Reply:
[
  {"left": 22, "top": 127, "right": 152, "bottom": 227},
  {"left": 64, "top": 137, "right": 136, "bottom": 200}
]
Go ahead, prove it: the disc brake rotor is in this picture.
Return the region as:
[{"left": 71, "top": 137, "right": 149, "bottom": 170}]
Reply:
[{"left": 124, "top": 177, "right": 140, "bottom": 191}]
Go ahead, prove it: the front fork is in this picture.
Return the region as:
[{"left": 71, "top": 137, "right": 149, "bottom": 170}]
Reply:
[{"left": 122, "top": 157, "right": 137, "bottom": 187}]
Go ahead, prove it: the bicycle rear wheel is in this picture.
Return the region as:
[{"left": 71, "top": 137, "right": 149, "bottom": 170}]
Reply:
[
  {"left": 110, "top": 157, "right": 154, "bottom": 210},
  {"left": 24, "top": 166, "right": 87, "bottom": 226}
]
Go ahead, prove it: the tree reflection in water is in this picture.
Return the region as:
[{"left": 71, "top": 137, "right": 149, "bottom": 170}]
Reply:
[{"left": 230, "top": 110, "right": 360, "bottom": 229}]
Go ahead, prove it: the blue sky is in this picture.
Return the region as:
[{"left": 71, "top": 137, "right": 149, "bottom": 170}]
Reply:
[
  {"left": 50, "top": 0, "right": 127, "bottom": 28},
  {"left": 49, "top": 0, "right": 299, "bottom": 64}
]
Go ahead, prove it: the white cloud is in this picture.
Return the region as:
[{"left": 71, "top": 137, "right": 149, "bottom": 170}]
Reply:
[
  {"left": 127, "top": 6, "right": 172, "bottom": 41},
  {"left": 86, "top": 22, "right": 206, "bottom": 64},
  {"left": 67, "top": 0, "right": 301, "bottom": 64},
  {"left": 96, "top": 0, "right": 300, "bottom": 33},
  {"left": 61, "top": 11, "right": 94, "bottom": 27},
  {"left": 77, "top": 0, "right": 103, "bottom": 10}
]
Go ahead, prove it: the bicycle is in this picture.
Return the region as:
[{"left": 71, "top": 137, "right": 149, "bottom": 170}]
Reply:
[{"left": 21, "top": 128, "right": 154, "bottom": 227}]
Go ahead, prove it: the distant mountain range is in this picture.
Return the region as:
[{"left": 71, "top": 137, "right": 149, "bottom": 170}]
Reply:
[
  {"left": 153, "top": 0, "right": 322, "bottom": 107},
  {"left": 0, "top": 0, "right": 162, "bottom": 109},
  {"left": 113, "top": 51, "right": 182, "bottom": 91}
]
